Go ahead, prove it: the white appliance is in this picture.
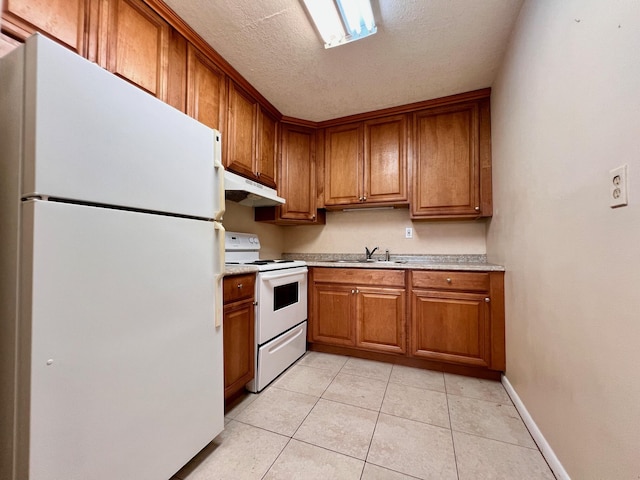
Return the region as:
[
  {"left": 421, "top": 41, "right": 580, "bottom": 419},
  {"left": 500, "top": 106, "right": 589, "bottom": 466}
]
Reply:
[
  {"left": 0, "top": 35, "right": 226, "bottom": 480},
  {"left": 224, "top": 170, "right": 285, "bottom": 207},
  {"left": 225, "top": 232, "right": 307, "bottom": 392}
]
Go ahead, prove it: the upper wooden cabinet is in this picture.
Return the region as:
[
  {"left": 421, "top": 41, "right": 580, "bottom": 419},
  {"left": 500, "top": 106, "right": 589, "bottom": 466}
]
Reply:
[
  {"left": 255, "top": 123, "right": 323, "bottom": 224},
  {"left": 411, "top": 98, "right": 492, "bottom": 219},
  {"left": 324, "top": 123, "right": 362, "bottom": 206},
  {"left": 98, "top": 0, "right": 169, "bottom": 99},
  {"left": 256, "top": 106, "right": 278, "bottom": 188},
  {"left": 1, "top": 0, "right": 87, "bottom": 54},
  {"left": 226, "top": 81, "right": 257, "bottom": 177},
  {"left": 186, "top": 43, "right": 226, "bottom": 131},
  {"left": 364, "top": 115, "right": 408, "bottom": 204},
  {"left": 225, "top": 81, "right": 277, "bottom": 187},
  {"left": 324, "top": 116, "right": 408, "bottom": 208}
]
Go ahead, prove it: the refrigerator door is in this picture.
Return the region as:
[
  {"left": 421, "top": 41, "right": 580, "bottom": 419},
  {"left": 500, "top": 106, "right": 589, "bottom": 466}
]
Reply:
[
  {"left": 21, "top": 34, "right": 222, "bottom": 219},
  {"left": 19, "top": 200, "right": 223, "bottom": 480}
]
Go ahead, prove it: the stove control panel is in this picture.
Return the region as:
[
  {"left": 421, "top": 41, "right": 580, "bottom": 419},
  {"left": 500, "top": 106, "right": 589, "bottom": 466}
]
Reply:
[{"left": 225, "top": 231, "right": 260, "bottom": 252}]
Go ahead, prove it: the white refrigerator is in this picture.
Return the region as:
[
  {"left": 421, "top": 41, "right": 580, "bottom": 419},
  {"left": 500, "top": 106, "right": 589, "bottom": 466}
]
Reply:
[{"left": 0, "top": 34, "right": 226, "bottom": 480}]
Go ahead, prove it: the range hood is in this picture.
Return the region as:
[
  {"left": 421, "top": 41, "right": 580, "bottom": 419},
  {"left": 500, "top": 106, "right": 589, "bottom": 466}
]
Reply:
[{"left": 224, "top": 170, "right": 285, "bottom": 207}]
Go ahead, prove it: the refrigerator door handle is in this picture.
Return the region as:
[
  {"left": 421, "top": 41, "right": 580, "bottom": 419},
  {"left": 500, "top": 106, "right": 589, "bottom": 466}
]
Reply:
[
  {"left": 213, "top": 130, "right": 225, "bottom": 222},
  {"left": 214, "top": 221, "right": 225, "bottom": 328}
]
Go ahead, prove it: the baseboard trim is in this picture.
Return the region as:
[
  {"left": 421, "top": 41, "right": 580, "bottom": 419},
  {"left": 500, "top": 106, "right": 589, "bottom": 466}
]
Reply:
[{"left": 502, "top": 375, "right": 570, "bottom": 480}]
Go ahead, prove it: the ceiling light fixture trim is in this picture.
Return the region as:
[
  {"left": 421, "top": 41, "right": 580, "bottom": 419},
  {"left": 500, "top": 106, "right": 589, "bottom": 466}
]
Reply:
[{"left": 303, "top": 0, "right": 377, "bottom": 49}]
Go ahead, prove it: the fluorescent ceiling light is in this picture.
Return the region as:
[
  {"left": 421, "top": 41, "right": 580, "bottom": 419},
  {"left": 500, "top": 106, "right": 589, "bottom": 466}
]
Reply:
[{"left": 303, "top": 0, "right": 377, "bottom": 49}]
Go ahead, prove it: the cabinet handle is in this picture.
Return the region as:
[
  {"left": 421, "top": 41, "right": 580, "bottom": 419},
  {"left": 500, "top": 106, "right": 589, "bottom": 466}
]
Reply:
[
  {"left": 237, "top": 283, "right": 243, "bottom": 289},
  {"left": 485, "top": 297, "right": 490, "bottom": 303},
  {"left": 446, "top": 278, "right": 452, "bottom": 283},
  {"left": 475, "top": 206, "right": 480, "bottom": 211},
  {"left": 256, "top": 172, "right": 261, "bottom": 177},
  {"left": 312, "top": 214, "right": 316, "bottom": 220}
]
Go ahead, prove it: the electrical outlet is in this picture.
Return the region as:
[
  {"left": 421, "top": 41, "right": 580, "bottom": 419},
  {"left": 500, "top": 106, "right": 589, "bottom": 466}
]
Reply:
[
  {"left": 610, "top": 164, "right": 628, "bottom": 208},
  {"left": 405, "top": 227, "right": 413, "bottom": 238}
]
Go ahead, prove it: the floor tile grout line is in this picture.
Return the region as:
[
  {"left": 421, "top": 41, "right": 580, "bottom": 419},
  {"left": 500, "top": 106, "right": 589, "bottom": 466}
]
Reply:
[
  {"left": 364, "top": 460, "right": 425, "bottom": 480},
  {"left": 450, "top": 427, "right": 541, "bottom": 450},
  {"left": 444, "top": 377, "right": 462, "bottom": 480},
  {"left": 259, "top": 435, "right": 293, "bottom": 480},
  {"left": 359, "top": 371, "right": 389, "bottom": 480}
]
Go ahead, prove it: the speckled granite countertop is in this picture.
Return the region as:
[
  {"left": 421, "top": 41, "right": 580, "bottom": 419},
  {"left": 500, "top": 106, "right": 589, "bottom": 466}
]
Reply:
[
  {"left": 223, "top": 265, "right": 259, "bottom": 276},
  {"left": 282, "top": 253, "right": 505, "bottom": 272}
]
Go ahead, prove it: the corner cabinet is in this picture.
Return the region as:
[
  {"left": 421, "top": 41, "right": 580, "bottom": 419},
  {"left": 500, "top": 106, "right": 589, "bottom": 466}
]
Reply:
[
  {"left": 309, "top": 268, "right": 406, "bottom": 354},
  {"left": 255, "top": 123, "right": 325, "bottom": 225},
  {"left": 223, "top": 273, "right": 255, "bottom": 400},
  {"left": 411, "top": 97, "right": 492, "bottom": 219},
  {"left": 409, "top": 271, "right": 505, "bottom": 370},
  {"left": 323, "top": 115, "right": 408, "bottom": 208}
]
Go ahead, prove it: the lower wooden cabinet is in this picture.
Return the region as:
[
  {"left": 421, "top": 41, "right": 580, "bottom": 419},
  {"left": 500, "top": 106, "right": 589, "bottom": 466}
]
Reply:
[
  {"left": 309, "top": 268, "right": 406, "bottom": 354},
  {"left": 409, "top": 270, "right": 505, "bottom": 371},
  {"left": 223, "top": 273, "right": 255, "bottom": 400},
  {"left": 308, "top": 267, "right": 505, "bottom": 376}
]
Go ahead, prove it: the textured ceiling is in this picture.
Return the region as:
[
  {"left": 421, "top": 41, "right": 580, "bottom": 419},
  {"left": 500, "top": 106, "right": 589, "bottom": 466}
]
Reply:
[{"left": 163, "top": 0, "right": 524, "bottom": 122}]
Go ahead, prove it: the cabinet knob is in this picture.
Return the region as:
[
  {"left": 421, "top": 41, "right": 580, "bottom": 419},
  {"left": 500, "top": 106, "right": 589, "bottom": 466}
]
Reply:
[
  {"left": 475, "top": 206, "right": 480, "bottom": 211},
  {"left": 358, "top": 196, "right": 363, "bottom": 202},
  {"left": 446, "top": 278, "right": 452, "bottom": 283},
  {"left": 351, "top": 289, "right": 356, "bottom": 294},
  {"left": 485, "top": 297, "right": 490, "bottom": 303},
  {"left": 256, "top": 172, "right": 261, "bottom": 177},
  {"left": 237, "top": 283, "right": 243, "bottom": 289},
  {"left": 362, "top": 196, "right": 367, "bottom": 201},
  {"left": 312, "top": 214, "right": 316, "bottom": 220}
]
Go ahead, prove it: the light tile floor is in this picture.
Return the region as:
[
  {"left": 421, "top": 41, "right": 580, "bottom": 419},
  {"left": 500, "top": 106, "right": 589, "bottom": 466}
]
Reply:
[{"left": 172, "top": 352, "right": 555, "bottom": 480}]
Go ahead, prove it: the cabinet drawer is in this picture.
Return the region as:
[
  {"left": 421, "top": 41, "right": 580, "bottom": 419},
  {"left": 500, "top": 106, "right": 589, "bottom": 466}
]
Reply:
[
  {"left": 411, "top": 271, "right": 489, "bottom": 292},
  {"left": 312, "top": 267, "right": 405, "bottom": 287},
  {"left": 224, "top": 274, "right": 255, "bottom": 304}
]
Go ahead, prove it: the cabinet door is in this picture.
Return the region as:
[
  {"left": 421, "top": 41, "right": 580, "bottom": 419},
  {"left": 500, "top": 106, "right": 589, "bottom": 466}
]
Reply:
[
  {"left": 186, "top": 43, "right": 226, "bottom": 131},
  {"left": 364, "top": 115, "right": 408, "bottom": 204},
  {"left": 2, "top": 0, "right": 87, "bottom": 54},
  {"left": 223, "top": 298, "right": 255, "bottom": 399},
  {"left": 324, "top": 123, "right": 363, "bottom": 206},
  {"left": 226, "top": 81, "right": 257, "bottom": 178},
  {"left": 166, "top": 28, "right": 187, "bottom": 113},
  {"left": 412, "top": 103, "right": 480, "bottom": 218},
  {"left": 356, "top": 287, "right": 406, "bottom": 354},
  {"left": 256, "top": 106, "right": 278, "bottom": 188},
  {"left": 100, "top": 0, "right": 169, "bottom": 99},
  {"left": 311, "top": 284, "right": 355, "bottom": 346},
  {"left": 278, "top": 124, "right": 317, "bottom": 222},
  {"left": 410, "top": 290, "right": 490, "bottom": 367}
]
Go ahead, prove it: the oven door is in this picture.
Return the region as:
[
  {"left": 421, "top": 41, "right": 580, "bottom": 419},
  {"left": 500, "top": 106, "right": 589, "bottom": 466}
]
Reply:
[{"left": 256, "top": 266, "right": 308, "bottom": 345}]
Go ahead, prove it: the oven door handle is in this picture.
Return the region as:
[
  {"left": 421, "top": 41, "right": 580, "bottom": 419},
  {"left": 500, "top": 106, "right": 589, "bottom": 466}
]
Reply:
[{"left": 260, "top": 268, "right": 308, "bottom": 282}]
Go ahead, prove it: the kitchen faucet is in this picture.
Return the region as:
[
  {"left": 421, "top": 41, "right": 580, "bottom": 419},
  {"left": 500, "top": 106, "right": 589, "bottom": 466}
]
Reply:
[{"left": 365, "top": 246, "right": 378, "bottom": 260}]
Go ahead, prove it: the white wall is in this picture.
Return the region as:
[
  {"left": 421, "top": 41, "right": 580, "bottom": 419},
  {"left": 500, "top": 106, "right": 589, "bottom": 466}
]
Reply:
[
  {"left": 284, "top": 208, "right": 486, "bottom": 255},
  {"left": 222, "top": 201, "right": 285, "bottom": 259},
  {"left": 488, "top": 1, "right": 640, "bottom": 478}
]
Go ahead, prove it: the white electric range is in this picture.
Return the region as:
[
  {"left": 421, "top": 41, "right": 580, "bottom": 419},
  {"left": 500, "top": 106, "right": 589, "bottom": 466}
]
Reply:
[{"left": 225, "top": 232, "right": 308, "bottom": 392}]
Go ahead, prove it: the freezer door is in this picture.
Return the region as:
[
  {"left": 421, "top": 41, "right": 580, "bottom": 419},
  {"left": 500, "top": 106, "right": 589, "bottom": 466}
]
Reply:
[
  {"left": 20, "top": 34, "right": 222, "bottom": 218},
  {"left": 19, "top": 200, "right": 223, "bottom": 480}
]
